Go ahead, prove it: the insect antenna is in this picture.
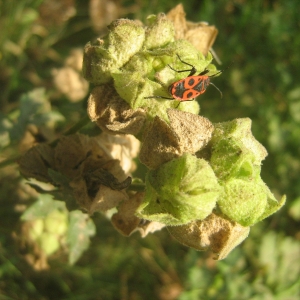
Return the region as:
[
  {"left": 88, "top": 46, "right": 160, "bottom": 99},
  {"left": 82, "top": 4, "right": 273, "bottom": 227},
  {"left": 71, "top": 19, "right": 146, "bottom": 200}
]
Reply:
[
  {"left": 209, "top": 60, "right": 234, "bottom": 78},
  {"left": 209, "top": 82, "right": 223, "bottom": 98}
]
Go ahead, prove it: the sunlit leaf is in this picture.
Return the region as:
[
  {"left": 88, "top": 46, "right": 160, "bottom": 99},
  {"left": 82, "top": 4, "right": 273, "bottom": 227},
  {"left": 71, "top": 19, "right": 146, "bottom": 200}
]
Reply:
[
  {"left": 67, "top": 210, "right": 96, "bottom": 265},
  {"left": 21, "top": 194, "right": 66, "bottom": 221}
]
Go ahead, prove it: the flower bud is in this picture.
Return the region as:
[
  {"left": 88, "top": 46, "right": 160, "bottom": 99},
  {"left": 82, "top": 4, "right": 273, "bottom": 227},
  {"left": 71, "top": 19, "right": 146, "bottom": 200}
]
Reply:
[
  {"left": 83, "top": 19, "right": 145, "bottom": 84},
  {"left": 83, "top": 13, "right": 219, "bottom": 121},
  {"left": 137, "top": 153, "right": 222, "bottom": 225}
]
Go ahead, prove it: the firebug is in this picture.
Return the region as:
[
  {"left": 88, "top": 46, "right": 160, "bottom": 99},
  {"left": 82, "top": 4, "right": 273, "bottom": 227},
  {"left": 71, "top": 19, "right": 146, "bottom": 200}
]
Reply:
[{"left": 145, "top": 54, "right": 227, "bottom": 107}]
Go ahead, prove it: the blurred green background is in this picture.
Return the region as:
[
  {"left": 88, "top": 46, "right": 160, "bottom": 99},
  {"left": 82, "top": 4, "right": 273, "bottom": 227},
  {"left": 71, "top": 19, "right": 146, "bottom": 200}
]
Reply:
[{"left": 0, "top": 0, "right": 299, "bottom": 299}]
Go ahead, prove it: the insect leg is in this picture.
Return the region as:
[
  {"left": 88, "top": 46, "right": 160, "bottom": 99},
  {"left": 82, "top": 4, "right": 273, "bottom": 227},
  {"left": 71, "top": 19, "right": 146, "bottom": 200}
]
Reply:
[
  {"left": 175, "top": 98, "right": 195, "bottom": 109},
  {"left": 144, "top": 96, "right": 174, "bottom": 100},
  {"left": 168, "top": 54, "right": 197, "bottom": 76},
  {"left": 175, "top": 54, "right": 195, "bottom": 68}
]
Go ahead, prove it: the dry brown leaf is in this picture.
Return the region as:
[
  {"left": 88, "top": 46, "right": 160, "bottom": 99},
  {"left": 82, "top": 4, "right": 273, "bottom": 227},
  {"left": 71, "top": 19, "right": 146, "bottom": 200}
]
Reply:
[
  {"left": 19, "top": 133, "right": 133, "bottom": 214},
  {"left": 137, "top": 220, "right": 165, "bottom": 238},
  {"left": 18, "top": 143, "right": 55, "bottom": 183},
  {"left": 89, "top": 185, "right": 129, "bottom": 214},
  {"left": 54, "top": 134, "right": 93, "bottom": 179}
]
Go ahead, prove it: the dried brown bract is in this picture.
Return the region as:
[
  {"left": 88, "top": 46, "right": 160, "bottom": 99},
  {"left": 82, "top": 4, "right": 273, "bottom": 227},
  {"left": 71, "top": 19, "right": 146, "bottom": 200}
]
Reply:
[
  {"left": 167, "top": 4, "right": 218, "bottom": 55},
  {"left": 139, "top": 109, "right": 213, "bottom": 169},
  {"left": 167, "top": 109, "right": 214, "bottom": 154},
  {"left": 139, "top": 116, "right": 181, "bottom": 170},
  {"left": 19, "top": 134, "right": 134, "bottom": 214},
  {"left": 96, "top": 133, "right": 140, "bottom": 174},
  {"left": 111, "top": 192, "right": 165, "bottom": 237},
  {"left": 111, "top": 192, "right": 144, "bottom": 236},
  {"left": 87, "top": 85, "right": 146, "bottom": 135},
  {"left": 167, "top": 213, "right": 250, "bottom": 260}
]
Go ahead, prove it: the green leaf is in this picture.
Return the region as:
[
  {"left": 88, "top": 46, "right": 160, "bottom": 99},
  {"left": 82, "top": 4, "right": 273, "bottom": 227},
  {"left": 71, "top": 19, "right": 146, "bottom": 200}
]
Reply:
[
  {"left": 67, "top": 211, "right": 96, "bottom": 265},
  {"left": 258, "top": 232, "right": 300, "bottom": 294},
  {"left": 21, "top": 194, "right": 66, "bottom": 221},
  {"left": 10, "top": 88, "right": 64, "bottom": 141}
]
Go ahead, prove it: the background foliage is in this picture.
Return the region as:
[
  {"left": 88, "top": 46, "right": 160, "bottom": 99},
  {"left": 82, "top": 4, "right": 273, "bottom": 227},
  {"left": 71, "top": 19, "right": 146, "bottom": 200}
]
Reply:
[{"left": 0, "top": 0, "right": 299, "bottom": 299}]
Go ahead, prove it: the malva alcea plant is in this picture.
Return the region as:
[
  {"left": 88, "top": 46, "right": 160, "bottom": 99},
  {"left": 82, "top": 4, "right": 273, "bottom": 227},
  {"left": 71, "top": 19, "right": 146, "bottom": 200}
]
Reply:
[
  {"left": 83, "top": 9, "right": 285, "bottom": 258},
  {"left": 19, "top": 5, "right": 285, "bottom": 260}
]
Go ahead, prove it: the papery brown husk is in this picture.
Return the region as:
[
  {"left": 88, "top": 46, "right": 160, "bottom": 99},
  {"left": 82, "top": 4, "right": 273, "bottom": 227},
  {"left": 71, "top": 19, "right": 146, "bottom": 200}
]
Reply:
[
  {"left": 18, "top": 134, "right": 133, "bottom": 215},
  {"left": 87, "top": 85, "right": 146, "bottom": 135},
  {"left": 111, "top": 192, "right": 165, "bottom": 237},
  {"left": 167, "top": 4, "right": 218, "bottom": 55},
  {"left": 139, "top": 109, "right": 214, "bottom": 169},
  {"left": 167, "top": 212, "right": 250, "bottom": 260}
]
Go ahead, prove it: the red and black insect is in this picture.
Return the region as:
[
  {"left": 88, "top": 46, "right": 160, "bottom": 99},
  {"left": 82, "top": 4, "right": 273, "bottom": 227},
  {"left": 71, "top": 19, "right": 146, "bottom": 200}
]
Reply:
[{"left": 145, "top": 54, "right": 226, "bottom": 106}]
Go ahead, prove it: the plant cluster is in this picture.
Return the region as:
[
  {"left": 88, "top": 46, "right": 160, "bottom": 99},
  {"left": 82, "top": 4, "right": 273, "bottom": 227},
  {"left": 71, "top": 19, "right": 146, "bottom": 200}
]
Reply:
[{"left": 18, "top": 4, "right": 285, "bottom": 264}]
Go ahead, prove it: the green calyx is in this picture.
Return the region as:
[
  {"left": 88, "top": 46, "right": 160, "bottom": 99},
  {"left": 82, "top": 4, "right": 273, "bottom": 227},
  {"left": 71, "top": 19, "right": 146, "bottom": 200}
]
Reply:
[
  {"left": 218, "top": 178, "right": 286, "bottom": 226},
  {"left": 209, "top": 118, "right": 285, "bottom": 226},
  {"left": 137, "top": 118, "right": 286, "bottom": 227},
  {"left": 210, "top": 118, "right": 267, "bottom": 182},
  {"left": 82, "top": 13, "right": 285, "bottom": 229},
  {"left": 83, "top": 14, "right": 218, "bottom": 121},
  {"left": 137, "top": 153, "right": 222, "bottom": 225}
]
